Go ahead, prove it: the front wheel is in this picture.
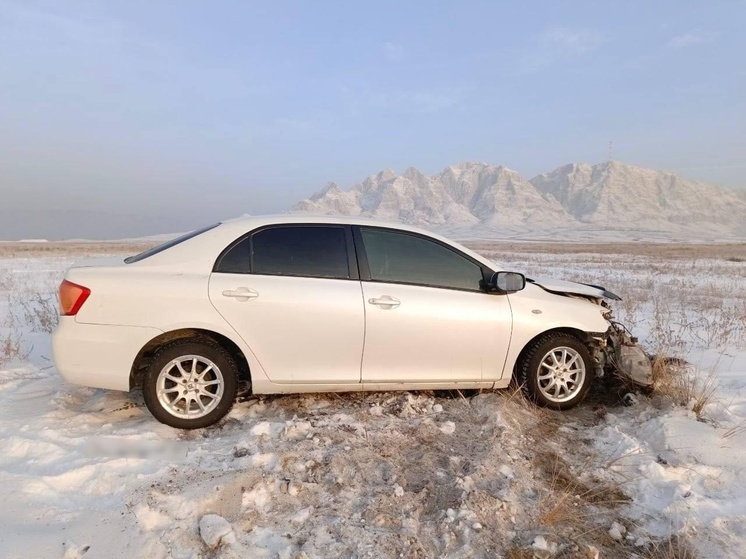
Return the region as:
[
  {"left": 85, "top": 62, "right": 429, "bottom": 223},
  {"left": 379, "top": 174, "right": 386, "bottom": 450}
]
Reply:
[
  {"left": 142, "top": 339, "right": 238, "bottom": 429},
  {"left": 518, "top": 332, "right": 592, "bottom": 410}
]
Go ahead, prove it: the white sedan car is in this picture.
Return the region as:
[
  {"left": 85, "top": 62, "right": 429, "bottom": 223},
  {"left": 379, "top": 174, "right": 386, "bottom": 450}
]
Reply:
[{"left": 53, "top": 216, "right": 651, "bottom": 428}]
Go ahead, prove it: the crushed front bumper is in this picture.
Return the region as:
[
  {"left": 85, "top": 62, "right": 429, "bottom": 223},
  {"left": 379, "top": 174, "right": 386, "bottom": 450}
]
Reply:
[{"left": 591, "top": 323, "right": 653, "bottom": 387}]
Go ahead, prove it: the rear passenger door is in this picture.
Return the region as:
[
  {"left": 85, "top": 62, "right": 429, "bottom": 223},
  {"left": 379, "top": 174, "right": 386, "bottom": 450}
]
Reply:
[{"left": 209, "top": 225, "right": 365, "bottom": 385}]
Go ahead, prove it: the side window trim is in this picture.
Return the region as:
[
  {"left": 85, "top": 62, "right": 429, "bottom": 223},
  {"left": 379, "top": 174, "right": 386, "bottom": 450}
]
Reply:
[
  {"left": 213, "top": 224, "right": 360, "bottom": 280},
  {"left": 343, "top": 226, "right": 360, "bottom": 280},
  {"left": 352, "top": 225, "right": 493, "bottom": 292},
  {"left": 351, "top": 226, "right": 371, "bottom": 281}
]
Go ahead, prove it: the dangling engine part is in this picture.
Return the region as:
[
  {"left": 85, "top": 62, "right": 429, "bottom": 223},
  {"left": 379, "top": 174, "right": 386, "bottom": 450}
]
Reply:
[{"left": 606, "top": 323, "right": 653, "bottom": 386}]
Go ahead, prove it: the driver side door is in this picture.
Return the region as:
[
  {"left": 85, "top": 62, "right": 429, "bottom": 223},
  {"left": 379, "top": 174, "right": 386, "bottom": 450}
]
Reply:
[{"left": 356, "top": 226, "right": 513, "bottom": 383}]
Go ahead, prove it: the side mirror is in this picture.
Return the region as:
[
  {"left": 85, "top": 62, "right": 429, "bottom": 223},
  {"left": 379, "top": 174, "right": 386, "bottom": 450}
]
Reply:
[{"left": 490, "top": 271, "right": 526, "bottom": 293}]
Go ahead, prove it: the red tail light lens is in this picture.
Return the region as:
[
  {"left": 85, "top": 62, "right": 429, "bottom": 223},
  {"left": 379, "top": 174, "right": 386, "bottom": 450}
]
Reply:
[{"left": 59, "top": 280, "right": 91, "bottom": 316}]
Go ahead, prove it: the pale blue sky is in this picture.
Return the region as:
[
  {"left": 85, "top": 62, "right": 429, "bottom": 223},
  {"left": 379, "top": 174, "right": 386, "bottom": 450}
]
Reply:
[{"left": 1, "top": 1, "right": 744, "bottom": 238}]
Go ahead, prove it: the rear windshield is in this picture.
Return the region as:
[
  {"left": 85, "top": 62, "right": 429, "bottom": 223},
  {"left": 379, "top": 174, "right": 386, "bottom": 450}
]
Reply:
[{"left": 124, "top": 223, "right": 220, "bottom": 264}]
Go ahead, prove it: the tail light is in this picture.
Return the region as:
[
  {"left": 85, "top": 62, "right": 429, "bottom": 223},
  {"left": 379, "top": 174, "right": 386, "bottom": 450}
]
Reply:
[{"left": 59, "top": 280, "right": 91, "bottom": 316}]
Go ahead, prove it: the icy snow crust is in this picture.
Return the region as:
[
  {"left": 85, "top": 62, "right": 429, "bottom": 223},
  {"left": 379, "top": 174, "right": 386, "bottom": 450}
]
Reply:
[{"left": 0, "top": 245, "right": 744, "bottom": 558}]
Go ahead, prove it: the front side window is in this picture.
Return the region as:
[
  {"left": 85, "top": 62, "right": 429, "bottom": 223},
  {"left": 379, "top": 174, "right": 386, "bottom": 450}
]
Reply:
[
  {"left": 360, "top": 228, "right": 484, "bottom": 291},
  {"left": 216, "top": 226, "right": 350, "bottom": 279}
]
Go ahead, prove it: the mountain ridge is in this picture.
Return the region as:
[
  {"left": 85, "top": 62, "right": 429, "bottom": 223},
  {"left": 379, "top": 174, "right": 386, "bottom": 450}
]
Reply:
[{"left": 291, "top": 161, "right": 746, "bottom": 240}]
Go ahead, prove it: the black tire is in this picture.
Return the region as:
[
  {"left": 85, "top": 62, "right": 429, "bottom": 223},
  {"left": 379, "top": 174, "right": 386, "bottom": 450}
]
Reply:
[
  {"left": 142, "top": 339, "right": 238, "bottom": 429},
  {"left": 518, "top": 332, "right": 592, "bottom": 410}
]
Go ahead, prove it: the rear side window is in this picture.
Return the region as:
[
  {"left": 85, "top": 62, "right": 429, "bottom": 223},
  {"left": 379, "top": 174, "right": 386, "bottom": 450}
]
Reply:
[
  {"left": 216, "top": 226, "right": 350, "bottom": 279},
  {"left": 124, "top": 223, "right": 220, "bottom": 264}
]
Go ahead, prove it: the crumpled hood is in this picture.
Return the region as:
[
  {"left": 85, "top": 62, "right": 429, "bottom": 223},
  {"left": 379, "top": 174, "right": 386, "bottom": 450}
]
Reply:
[{"left": 528, "top": 277, "right": 621, "bottom": 300}]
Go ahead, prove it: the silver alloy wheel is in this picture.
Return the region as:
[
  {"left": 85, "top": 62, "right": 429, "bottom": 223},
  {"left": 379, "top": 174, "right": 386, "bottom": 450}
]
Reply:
[
  {"left": 536, "top": 346, "right": 586, "bottom": 403},
  {"left": 156, "top": 355, "right": 225, "bottom": 419}
]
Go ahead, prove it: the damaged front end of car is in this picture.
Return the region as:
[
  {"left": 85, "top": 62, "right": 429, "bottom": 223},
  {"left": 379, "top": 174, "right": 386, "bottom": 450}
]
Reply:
[
  {"left": 590, "top": 319, "right": 654, "bottom": 387},
  {"left": 529, "top": 277, "right": 654, "bottom": 387}
]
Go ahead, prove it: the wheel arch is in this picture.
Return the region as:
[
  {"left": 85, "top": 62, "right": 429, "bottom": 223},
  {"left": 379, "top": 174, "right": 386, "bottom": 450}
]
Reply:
[
  {"left": 130, "top": 328, "right": 252, "bottom": 390},
  {"left": 509, "top": 326, "right": 595, "bottom": 381}
]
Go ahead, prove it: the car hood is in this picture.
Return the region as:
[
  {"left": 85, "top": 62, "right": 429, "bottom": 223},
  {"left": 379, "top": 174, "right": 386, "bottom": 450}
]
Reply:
[{"left": 528, "top": 277, "right": 621, "bottom": 301}]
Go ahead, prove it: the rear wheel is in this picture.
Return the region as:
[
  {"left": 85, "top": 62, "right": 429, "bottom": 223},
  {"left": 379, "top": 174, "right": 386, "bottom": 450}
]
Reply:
[
  {"left": 142, "top": 339, "right": 238, "bottom": 429},
  {"left": 518, "top": 332, "right": 592, "bottom": 410}
]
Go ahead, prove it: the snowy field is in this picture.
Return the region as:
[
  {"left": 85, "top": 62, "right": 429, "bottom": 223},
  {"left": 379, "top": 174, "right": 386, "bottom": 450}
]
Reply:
[{"left": 0, "top": 241, "right": 744, "bottom": 559}]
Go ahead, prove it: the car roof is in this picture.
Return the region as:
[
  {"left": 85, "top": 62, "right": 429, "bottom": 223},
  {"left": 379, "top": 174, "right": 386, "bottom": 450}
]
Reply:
[
  {"left": 220, "top": 213, "right": 430, "bottom": 233},
  {"left": 131, "top": 214, "right": 498, "bottom": 272},
  {"left": 217, "top": 214, "right": 498, "bottom": 268}
]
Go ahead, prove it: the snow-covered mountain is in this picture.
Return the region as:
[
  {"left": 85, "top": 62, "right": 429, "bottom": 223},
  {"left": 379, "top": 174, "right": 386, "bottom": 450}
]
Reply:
[
  {"left": 292, "top": 161, "right": 746, "bottom": 240},
  {"left": 530, "top": 161, "right": 746, "bottom": 237},
  {"left": 293, "top": 162, "right": 574, "bottom": 232}
]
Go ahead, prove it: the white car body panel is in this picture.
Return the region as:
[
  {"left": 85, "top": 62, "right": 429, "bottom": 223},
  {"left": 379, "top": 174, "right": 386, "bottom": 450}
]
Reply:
[
  {"left": 62, "top": 263, "right": 274, "bottom": 389},
  {"left": 53, "top": 318, "right": 162, "bottom": 391},
  {"left": 360, "top": 282, "right": 511, "bottom": 382},
  {"left": 52, "top": 214, "right": 619, "bottom": 398},
  {"left": 208, "top": 274, "right": 365, "bottom": 384},
  {"left": 502, "top": 284, "right": 610, "bottom": 385}
]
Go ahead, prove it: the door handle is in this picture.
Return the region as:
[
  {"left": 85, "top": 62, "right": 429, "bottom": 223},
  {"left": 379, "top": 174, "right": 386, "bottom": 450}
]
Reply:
[
  {"left": 222, "top": 287, "right": 259, "bottom": 302},
  {"left": 368, "top": 295, "right": 400, "bottom": 309}
]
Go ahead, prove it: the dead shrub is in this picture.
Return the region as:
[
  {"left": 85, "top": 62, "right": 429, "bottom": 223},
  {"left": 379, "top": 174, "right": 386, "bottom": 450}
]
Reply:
[
  {"left": 19, "top": 293, "right": 58, "bottom": 333},
  {"left": 689, "top": 372, "right": 719, "bottom": 420},
  {"left": 1, "top": 331, "right": 30, "bottom": 368},
  {"left": 650, "top": 356, "right": 720, "bottom": 420}
]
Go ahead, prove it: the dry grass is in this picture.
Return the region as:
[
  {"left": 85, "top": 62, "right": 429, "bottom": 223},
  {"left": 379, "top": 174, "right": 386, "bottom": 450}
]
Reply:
[
  {"left": 0, "top": 331, "right": 30, "bottom": 368},
  {"left": 17, "top": 293, "right": 58, "bottom": 334},
  {"left": 496, "top": 404, "right": 639, "bottom": 558},
  {"left": 721, "top": 418, "right": 746, "bottom": 440},
  {"left": 504, "top": 549, "right": 535, "bottom": 559},
  {"left": 465, "top": 241, "right": 746, "bottom": 261},
  {"left": 540, "top": 450, "right": 630, "bottom": 506},
  {"left": 0, "top": 241, "right": 154, "bottom": 258},
  {"left": 533, "top": 448, "right": 631, "bottom": 535},
  {"left": 0, "top": 243, "right": 139, "bottom": 369},
  {"left": 0, "top": 291, "right": 59, "bottom": 369},
  {"left": 689, "top": 373, "right": 720, "bottom": 419},
  {"left": 643, "top": 535, "right": 699, "bottom": 559},
  {"left": 651, "top": 356, "right": 720, "bottom": 420}
]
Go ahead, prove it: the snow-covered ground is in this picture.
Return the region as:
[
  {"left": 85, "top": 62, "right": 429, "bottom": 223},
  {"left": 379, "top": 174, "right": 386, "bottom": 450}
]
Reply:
[
  {"left": 490, "top": 244, "right": 746, "bottom": 558},
  {"left": 0, "top": 243, "right": 744, "bottom": 558}
]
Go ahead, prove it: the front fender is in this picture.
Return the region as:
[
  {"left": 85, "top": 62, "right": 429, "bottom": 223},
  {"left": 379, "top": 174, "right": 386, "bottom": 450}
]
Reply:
[{"left": 499, "top": 284, "right": 609, "bottom": 383}]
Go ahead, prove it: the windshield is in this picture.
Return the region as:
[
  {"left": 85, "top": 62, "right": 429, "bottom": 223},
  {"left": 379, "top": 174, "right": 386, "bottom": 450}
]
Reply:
[{"left": 124, "top": 223, "right": 220, "bottom": 264}]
